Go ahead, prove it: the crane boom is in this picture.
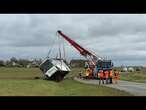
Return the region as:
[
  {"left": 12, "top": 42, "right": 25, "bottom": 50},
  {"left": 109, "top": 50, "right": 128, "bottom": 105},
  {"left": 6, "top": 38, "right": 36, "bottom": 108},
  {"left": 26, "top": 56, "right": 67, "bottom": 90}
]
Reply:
[{"left": 57, "top": 30, "right": 98, "bottom": 60}]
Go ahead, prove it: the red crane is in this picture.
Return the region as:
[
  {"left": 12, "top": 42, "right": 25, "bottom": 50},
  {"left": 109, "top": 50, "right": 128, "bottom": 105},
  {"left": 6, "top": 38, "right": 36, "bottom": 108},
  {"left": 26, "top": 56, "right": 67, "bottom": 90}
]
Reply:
[{"left": 57, "top": 30, "right": 100, "bottom": 62}]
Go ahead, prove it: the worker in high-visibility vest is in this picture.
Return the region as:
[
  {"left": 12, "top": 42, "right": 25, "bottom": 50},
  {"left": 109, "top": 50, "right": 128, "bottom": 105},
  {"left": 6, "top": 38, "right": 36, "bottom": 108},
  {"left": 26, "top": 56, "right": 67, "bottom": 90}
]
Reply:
[
  {"left": 84, "top": 62, "right": 90, "bottom": 79},
  {"left": 85, "top": 67, "right": 92, "bottom": 79},
  {"left": 109, "top": 70, "right": 113, "bottom": 84},
  {"left": 99, "top": 70, "right": 104, "bottom": 85},
  {"left": 105, "top": 70, "right": 109, "bottom": 84},
  {"left": 89, "top": 61, "right": 95, "bottom": 79},
  {"left": 97, "top": 71, "right": 99, "bottom": 78},
  {"left": 85, "top": 68, "right": 90, "bottom": 79},
  {"left": 114, "top": 70, "right": 120, "bottom": 84}
]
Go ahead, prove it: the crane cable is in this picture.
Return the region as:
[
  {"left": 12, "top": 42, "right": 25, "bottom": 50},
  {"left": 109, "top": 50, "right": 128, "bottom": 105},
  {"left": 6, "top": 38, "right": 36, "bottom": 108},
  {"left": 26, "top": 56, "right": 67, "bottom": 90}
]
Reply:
[
  {"left": 57, "top": 31, "right": 67, "bottom": 60},
  {"left": 62, "top": 36, "right": 66, "bottom": 60},
  {"left": 47, "top": 34, "right": 56, "bottom": 58},
  {"left": 56, "top": 32, "right": 62, "bottom": 59},
  {"left": 57, "top": 32, "right": 63, "bottom": 69}
]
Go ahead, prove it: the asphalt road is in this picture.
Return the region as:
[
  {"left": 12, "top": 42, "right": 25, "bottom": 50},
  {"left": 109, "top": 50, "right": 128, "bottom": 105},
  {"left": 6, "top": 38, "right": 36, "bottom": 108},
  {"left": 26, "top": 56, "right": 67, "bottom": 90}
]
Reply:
[{"left": 74, "top": 77, "right": 146, "bottom": 96}]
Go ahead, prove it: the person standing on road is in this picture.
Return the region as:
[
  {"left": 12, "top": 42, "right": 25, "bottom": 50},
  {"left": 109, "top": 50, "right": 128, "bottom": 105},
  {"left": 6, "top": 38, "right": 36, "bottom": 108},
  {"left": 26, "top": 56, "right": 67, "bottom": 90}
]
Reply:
[
  {"left": 109, "top": 69, "right": 113, "bottom": 84},
  {"left": 78, "top": 71, "right": 82, "bottom": 79},
  {"left": 93, "top": 66, "right": 97, "bottom": 79},
  {"left": 105, "top": 70, "right": 109, "bottom": 84},
  {"left": 99, "top": 70, "right": 104, "bottom": 85},
  {"left": 114, "top": 70, "right": 120, "bottom": 84}
]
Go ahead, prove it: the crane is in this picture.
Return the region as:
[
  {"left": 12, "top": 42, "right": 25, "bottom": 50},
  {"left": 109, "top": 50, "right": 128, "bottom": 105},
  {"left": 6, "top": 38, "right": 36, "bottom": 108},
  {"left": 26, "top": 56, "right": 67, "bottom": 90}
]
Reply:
[{"left": 57, "top": 30, "right": 113, "bottom": 79}]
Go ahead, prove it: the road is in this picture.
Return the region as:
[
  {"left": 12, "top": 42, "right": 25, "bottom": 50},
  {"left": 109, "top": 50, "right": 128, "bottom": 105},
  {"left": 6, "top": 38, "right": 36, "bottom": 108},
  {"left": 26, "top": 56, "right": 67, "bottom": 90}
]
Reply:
[{"left": 74, "top": 77, "right": 146, "bottom": 96}]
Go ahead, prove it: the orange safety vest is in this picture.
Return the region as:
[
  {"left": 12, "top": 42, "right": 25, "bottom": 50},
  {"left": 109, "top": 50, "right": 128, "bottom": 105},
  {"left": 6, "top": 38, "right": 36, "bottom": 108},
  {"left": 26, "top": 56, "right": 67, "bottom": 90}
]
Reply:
[
  {"left": 99, "top": 70, "right": 104, "bottom": 78},
  {"left": 86, "top": 68, "right": 90, "bottom": 76},
  {"left": 89, "top": 69, "right": 93, "bottom": 77},
  {"left": 105, "top": 71, "right": 109, "bottom": 78},
  {"left": 114, "top": 71, "right": 119, "bottom": 80},
  {"left": 109, "top": 71, "right": 113, "bottom": 78}
]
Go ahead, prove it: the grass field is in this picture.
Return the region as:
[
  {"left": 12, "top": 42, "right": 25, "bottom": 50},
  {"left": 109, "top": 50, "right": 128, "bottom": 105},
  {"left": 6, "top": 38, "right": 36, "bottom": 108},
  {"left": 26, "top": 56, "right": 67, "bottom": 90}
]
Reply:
[
  {"left": 114, "top": 67, "right": 146, "bottom": 83},
  {"left": 0, "top": 67, "right": 133, "bottom": 96},
  {"left": 120, "top": 69, "right": 146, "bottom": 83}
]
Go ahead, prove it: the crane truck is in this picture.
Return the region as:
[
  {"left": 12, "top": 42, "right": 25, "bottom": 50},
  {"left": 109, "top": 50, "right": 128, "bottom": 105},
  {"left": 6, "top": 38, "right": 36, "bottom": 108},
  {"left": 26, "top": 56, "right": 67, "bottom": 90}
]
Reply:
[{"left": 40, "top": 30, "right": 113, "bottom": 82}]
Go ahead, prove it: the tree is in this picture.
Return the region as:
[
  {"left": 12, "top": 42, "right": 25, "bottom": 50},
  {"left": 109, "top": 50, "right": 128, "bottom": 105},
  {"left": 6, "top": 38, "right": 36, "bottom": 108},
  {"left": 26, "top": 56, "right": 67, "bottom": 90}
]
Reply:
[
  {"left": 18, "top": 59, "right": 31, "bottom": 67},
  {"left": 5, "top": 60, "right": 11, "bottom": 67},
  {"left": 0, "top": 60, "right": 4, "bottom": 67},
  {"left": 31, "top": 58, "right": 42, "bottom": 68},
  {"left": 10, "top": 57, "right": 18, "bottom": 63}
]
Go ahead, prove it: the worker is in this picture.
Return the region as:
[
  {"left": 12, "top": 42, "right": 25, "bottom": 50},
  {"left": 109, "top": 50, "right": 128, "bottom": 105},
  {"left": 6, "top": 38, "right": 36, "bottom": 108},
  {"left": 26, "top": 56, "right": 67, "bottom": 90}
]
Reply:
[
  {"left": 88, "top": 61, "right": 95, "bottom": 79},
  {"left": 85, "top": 68, "right": 89, "bottom": 79},
  {"left": 89, "top": 68, "right": 93, "bottom": 79},
  {"left": 93, "top": 66, "right": 97, "bottom": 79},
  {"left": 85, "top": 67, "right": 92, "bottom": 79},
  {"left": 97, "top": 70, "right": 99, "bottom": 78},
  {"left": 105, "top": 70, "right": 109, "bottom": 84},
  {"left": 99, "top": 70, "right": 104, "bottom": 85},
  {"left": 78, "top": 71, "right": 82, "bottom": 79},
  {"left": 84, "top": 62, "right": 89, "bottom": 79},
  {"left": 109, "top": 69, "right": 113, "bottom": 84},
  {"left": 114, "top": 70, "right": 120, "bottom": 84}
]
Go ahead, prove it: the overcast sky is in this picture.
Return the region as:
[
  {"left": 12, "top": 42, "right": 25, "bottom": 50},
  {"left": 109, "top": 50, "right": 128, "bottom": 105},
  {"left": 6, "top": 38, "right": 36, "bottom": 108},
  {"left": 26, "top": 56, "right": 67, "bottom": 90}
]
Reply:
[{"left": 0, "top": 14, "right": 146, "bottom": 66}]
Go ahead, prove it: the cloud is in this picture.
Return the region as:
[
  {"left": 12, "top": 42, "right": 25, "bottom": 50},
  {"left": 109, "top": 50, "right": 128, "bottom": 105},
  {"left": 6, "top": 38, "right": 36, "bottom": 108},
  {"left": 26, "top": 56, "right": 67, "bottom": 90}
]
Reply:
[{"left": 0, "top": 14, "right": 146, "bottom": 66}]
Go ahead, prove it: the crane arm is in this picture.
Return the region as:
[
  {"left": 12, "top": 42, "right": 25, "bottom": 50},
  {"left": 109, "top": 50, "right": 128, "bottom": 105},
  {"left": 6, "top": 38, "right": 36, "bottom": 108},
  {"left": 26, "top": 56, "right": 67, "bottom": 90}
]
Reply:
[{"left": 57, "top": 30, "right": 97, "bottom": 60}]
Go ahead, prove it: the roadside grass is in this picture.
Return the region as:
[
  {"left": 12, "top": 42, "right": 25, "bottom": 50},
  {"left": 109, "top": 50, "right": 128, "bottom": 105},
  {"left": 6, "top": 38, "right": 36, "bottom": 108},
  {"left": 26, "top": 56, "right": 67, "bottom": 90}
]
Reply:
[
  {"left": 0, "top": 67, "right": 133, "bottom": 96},
  {"left": 120, "top": 68, "right": 146, "bottom": 83},
  {"left": 0, "top": 79, "right": 132, "bottom": 96}
]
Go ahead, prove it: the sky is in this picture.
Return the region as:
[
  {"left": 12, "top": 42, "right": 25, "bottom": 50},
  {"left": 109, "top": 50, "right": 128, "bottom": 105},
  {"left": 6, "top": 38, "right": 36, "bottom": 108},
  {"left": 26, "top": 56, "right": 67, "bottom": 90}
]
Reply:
[{"left": 0, "top": 14, "right": 146, "bottom": 66}]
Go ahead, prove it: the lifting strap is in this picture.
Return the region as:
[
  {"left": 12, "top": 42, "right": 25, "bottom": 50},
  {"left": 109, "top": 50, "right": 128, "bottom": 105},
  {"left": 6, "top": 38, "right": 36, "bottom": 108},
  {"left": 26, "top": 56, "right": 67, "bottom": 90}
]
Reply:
[
  {"left": 57, "top": 32, "right": 64, "bottom": 69},
  {"left": 47, "top": 33, "right": 56, "bottom": 58},
  {"left": 62, "top": 38, "right": 66, "bottom": 60},
  {"left": 57, "top": 32, "right": 62, "bottom": 59},
  {"left": 57, "top": 32, "right": 67, "bottom": 61}
]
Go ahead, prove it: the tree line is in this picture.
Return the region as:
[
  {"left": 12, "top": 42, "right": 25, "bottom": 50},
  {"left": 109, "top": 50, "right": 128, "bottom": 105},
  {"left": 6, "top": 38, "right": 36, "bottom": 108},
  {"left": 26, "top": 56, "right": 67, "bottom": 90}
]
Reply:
[
  {"left": 0, "top": 57, "right": 88, "bottom": 68},
  {"left": 0, "top": 57, "right": 42, "bottom": 68}
]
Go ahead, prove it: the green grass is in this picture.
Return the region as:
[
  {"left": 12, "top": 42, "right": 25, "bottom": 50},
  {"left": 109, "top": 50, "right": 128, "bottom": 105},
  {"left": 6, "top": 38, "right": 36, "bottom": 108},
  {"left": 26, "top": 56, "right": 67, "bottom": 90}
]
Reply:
[
  {"left": 113, "top": 67, "right": 146, "bottom": 83},
  {"left": 108, "top": 67, "right": 146, "bottom": 83},
  {"left": 0, "top": 67, "right": 132, "bottom": 96},
  {"left": 0, "top": 67, "right": 42, "bottom": 79},
  {"left": 120, "top": 70, "right": 146, "bottom": 83}
]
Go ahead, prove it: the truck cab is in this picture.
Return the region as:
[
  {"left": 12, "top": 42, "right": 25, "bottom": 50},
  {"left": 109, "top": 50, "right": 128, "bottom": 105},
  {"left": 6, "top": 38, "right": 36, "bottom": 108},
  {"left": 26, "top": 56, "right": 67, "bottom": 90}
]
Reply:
[{"left": 96, "top": 60, "right": 113, "bottom": 73}]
